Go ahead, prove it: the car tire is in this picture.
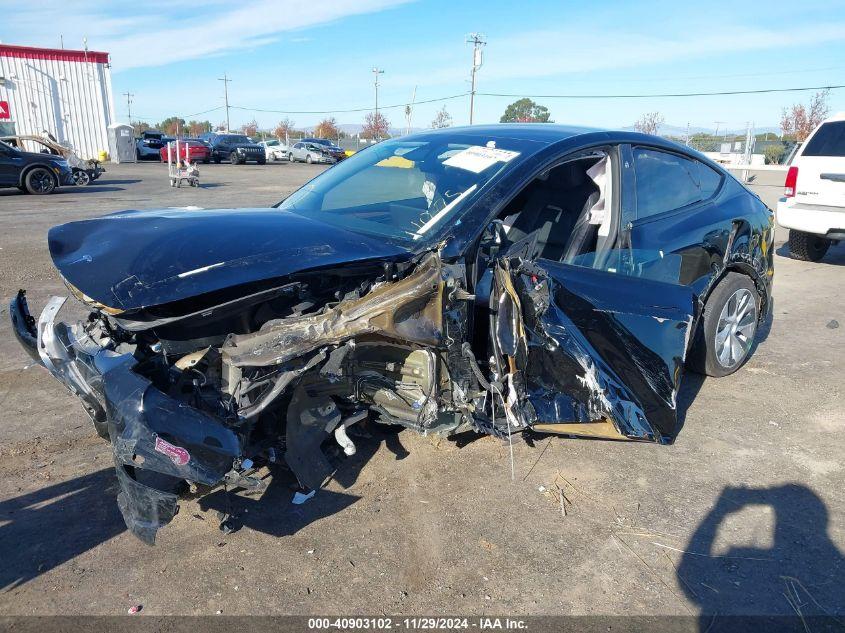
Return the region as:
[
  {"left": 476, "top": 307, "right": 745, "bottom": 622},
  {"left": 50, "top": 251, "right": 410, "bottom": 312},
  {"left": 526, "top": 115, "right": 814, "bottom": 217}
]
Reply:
[
  {"left": 788, "top": 230, "right": 830, "bottom": 262},
  {"left": 203, "top": 157, "right": 210, "bottom": 164},
  {"left": 73, "top": 170, "right": 91, "bottom": 186},
  {"left": 258, "top": 157, "right": 266, "bottom": 165},
  {"left": 289, "top": 153, "right": 294, "bottom": 162},
  {"left": 306, "top": 154, "right": 313, "bottom": 164},
  {"left": 24, "top": 167, "right": 57, "bottom": 195},
  {"left": 230, "top": 152, "right": 239, "bottom": 165},
  {"left": 688, "top": 273, "right": 759, "bottom": 378}
]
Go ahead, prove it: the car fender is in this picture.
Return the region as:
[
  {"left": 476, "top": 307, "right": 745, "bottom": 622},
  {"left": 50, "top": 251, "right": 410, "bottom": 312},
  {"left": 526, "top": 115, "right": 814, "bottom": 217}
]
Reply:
[{"left": 18, "top": 161, "right": 62, "bottom": 187}]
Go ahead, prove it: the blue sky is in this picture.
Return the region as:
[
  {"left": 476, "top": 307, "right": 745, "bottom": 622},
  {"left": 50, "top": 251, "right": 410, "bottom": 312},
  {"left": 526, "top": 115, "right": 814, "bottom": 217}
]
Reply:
[{"left": 3, "top": 0, "right": 845, "bottom": 133}]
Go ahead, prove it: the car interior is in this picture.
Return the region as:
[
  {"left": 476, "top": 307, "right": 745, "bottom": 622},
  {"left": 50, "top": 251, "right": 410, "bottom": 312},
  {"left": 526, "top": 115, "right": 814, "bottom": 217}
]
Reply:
[{"left": 496, "top": 150, "right": 617, "bottom": 266}]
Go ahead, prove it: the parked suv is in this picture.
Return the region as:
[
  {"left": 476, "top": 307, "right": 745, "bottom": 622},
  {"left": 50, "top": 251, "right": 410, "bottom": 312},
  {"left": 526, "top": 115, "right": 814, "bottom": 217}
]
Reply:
[
  {"left": 0, "top": 140, "right": 74, "bottom": 194},
  {"left": 777, "top": 112, "right": 845, "bottom": 261},
  {"left": 208, "top": 134, "right": 266, "bottom": 164}
]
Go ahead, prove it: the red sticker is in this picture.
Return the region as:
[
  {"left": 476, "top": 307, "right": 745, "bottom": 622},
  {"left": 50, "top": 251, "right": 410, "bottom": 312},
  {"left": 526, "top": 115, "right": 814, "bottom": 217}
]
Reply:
[
  {"left": 0, "top": 102, "right": 9, "bottom": 120},
  {"left": 154, "top": 436, "right": 190, "bottom": 466}
]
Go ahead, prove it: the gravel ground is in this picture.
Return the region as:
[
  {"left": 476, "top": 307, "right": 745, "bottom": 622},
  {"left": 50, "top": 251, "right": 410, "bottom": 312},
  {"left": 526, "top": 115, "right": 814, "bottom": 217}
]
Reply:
[{"left": 0, "top": 162, "right": 842, "bottom": 618}]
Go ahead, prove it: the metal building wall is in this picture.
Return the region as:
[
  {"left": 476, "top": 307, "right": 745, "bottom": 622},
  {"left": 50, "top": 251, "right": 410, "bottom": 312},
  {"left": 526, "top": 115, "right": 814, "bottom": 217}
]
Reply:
[{"left": 0, "top": 45, "right": 115, "bottom": 160}]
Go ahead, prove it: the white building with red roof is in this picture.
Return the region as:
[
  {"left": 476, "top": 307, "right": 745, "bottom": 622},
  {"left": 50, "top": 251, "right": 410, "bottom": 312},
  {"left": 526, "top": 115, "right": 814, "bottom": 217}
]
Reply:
[{"left": 0, "top": 44, "right": 115, "bottom": 160}]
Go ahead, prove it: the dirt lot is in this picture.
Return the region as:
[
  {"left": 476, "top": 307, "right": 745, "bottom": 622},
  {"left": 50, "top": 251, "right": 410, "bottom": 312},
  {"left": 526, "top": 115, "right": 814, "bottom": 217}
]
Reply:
[{"left": 0, "top": 162, "right": 842, "bottom": 618}]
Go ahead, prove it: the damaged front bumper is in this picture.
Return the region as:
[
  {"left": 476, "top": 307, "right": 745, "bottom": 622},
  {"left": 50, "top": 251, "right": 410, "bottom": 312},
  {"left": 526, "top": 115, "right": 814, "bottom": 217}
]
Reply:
[{"left": 9, "top": 291, "right": 242, "bottom": 544}]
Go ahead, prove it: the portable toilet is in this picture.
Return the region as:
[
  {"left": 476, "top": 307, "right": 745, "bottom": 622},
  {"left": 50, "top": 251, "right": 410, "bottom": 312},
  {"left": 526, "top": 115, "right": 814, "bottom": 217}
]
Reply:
[{"left": 108, "top": 124, "right": 136, "bottom": 163}]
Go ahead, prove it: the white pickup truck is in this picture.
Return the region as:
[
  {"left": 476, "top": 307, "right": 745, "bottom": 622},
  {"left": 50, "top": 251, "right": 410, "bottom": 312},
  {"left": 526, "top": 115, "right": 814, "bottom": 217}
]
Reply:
[{"left": 777, "top": 112, "right": 845, "bottom": 261}]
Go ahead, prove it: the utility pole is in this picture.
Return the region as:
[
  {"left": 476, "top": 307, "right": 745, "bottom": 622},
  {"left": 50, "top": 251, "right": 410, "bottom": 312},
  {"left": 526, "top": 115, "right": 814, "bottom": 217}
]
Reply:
[
  {"left": 466, "top": 33, "right": 486, "bottom": 125},
  {"left": 123, "top": 92, "right": 134, "bottom": 123},
  {"left": 218, "top": 73, "right": 232, "bottom": 131},
  {"left": 372, "top": 67, "right": 384, "bottom": 140}
]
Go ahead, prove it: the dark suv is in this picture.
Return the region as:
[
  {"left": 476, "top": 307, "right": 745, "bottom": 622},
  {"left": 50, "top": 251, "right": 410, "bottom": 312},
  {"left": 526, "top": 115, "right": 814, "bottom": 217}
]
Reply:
[
  {"left": 0, "top": 140, "right": 74, "bottom": 194},
  {"left": 208, "top": 134, "right": 266, "bottom": 164}
]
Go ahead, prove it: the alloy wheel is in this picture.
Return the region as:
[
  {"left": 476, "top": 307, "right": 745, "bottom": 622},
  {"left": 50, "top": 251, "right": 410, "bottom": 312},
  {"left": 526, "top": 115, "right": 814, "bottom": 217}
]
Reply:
[
  {"left": 715, "top": 288, "right": 756, "bottom": 368},
  {"left": 30, "top": 169, "right": 56, "bottom": 194}
]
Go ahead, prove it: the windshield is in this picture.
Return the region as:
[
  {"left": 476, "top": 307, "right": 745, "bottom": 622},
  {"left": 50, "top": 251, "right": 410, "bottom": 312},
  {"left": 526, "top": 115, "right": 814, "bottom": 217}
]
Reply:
[
  {"left": 277, "top": 134, "right": 532, "bottom": 243},
  {"left": 219, "top": 135, "right": 251, "bottom": 143}
]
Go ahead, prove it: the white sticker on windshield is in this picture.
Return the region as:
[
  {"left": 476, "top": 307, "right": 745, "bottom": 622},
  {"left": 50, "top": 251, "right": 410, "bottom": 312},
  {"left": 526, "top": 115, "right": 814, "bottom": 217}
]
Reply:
[{"left": 443, "top": 145, "right": 520, "bottom": 174}]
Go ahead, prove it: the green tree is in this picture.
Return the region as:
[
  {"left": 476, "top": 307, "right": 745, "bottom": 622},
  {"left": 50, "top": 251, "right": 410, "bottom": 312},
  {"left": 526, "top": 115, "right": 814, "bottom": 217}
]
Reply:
[
  {"left": 499, "top": 98, "right": 551, "bottom": 123},
  {"left": 187, "top": 120, "right": 211, "bottom": 137},
  {"left": 157, "top": 117, "right": 187, "bottom": 136},
  {"left": 763, "top": 144, "right": 786, "bottom": 165}
]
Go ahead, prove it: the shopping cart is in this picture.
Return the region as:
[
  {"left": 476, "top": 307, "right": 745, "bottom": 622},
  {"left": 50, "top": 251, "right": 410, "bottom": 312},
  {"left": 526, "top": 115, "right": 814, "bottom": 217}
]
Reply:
[{"left": 166, "top": 140, "right": 200, "bottom": 188}]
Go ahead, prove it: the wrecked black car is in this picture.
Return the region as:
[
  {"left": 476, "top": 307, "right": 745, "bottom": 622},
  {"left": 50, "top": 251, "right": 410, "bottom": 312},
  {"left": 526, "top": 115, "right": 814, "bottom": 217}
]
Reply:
[{"left": 10, "top": 125, "right": 774, "bottom": 543}]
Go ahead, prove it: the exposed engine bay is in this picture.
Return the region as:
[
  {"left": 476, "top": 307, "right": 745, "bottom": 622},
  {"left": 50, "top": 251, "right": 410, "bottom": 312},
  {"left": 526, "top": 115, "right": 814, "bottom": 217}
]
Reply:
[{"left": 13, "top": 250, "right": 544, "bottom": 542}]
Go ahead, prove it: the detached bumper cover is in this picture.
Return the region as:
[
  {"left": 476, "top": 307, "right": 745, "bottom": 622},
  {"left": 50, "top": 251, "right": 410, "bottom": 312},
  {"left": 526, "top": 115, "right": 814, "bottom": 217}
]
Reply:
[{"left": 9, "top": 291, "right": 242, "bottom": 543}]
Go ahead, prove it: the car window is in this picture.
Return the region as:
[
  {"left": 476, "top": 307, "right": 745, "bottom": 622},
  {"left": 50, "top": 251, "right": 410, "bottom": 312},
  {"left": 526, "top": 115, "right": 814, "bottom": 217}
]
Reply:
[
  {"left": 278, "top": 136, "right": 527, "bottom": 243},
  {"left": 802, "top": 121, "right": 845, "bottom": 157},
  {"left": 294, "top": 143, "right": 303, "bottom": 149},
  {"left": 697, "top": 162, "right": 722, "bottom": 198},
  {"left": 633, "top": 148, "right": 720, "bottom": 219}
]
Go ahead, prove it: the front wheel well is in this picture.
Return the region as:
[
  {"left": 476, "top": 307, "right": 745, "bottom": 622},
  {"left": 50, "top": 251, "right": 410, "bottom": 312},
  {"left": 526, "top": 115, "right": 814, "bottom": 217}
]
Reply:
[{"left": 19, "top": 164, "right": 58, "bottom": 187}]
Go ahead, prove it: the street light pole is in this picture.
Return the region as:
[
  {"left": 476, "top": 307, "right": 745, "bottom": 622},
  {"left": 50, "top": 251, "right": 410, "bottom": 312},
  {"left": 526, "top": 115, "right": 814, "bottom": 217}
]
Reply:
[
  {"left": 372, "top": 67, "right": 384, "bottom": 140},
  {"left": 218, "top": 73, "right": 232, "bottom": 131},
  {"left": 466, "top": 33, "right": 486, "bottom": 125}
]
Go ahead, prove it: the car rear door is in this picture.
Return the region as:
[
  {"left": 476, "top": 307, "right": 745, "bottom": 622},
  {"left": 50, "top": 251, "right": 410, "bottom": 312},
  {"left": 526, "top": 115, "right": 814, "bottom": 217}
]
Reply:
[{"left": 794, "top": 119, "right": 845, "bottom": 208}]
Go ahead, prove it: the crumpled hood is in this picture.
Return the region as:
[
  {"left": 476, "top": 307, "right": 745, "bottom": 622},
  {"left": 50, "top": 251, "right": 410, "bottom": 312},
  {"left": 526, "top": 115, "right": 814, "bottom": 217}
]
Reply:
[{"left": 48, "top": 207, "right": 409, "bottom": 311}]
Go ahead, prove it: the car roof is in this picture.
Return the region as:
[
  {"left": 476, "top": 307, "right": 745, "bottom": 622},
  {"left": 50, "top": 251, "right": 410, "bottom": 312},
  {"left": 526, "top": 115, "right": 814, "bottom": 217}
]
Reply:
[{"left": 416, "top": 123, "right": 601, "bottom": 142}]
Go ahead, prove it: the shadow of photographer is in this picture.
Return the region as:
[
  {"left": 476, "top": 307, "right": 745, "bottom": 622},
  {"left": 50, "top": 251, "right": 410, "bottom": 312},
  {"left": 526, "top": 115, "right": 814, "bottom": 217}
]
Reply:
[{"left": 678, "top": 484, "right": 845, "bottom": 632}]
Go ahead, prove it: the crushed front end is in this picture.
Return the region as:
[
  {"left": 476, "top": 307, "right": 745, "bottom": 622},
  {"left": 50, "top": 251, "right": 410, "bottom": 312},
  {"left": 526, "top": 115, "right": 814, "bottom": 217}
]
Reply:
[{"left": 8, "top": 253, "right": 489, "bottom": 544}]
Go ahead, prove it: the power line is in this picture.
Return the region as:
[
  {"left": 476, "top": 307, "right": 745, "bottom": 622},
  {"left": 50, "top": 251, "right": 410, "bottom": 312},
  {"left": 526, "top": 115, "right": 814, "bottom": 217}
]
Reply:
[
  {"left": 477, "top": 84, "right": 845, "bottom": 100},
  {"left": 229, "top": 92, "right": 470, "bottom": 115},
  {"left": 184, "top": 105, "right": 225, "bottom": 118}
]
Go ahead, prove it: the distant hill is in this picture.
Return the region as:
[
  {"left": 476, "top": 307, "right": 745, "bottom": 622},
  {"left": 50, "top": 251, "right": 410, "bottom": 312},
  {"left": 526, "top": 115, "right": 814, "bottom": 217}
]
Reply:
[{"left": 621, "top": 123, "right": 781, "bottom": 137}]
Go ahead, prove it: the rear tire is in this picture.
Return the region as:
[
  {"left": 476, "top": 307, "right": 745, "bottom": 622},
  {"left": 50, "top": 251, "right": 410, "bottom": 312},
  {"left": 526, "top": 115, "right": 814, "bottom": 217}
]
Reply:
[
  {"left": 213, "top": 156, "right": 221, "bottom": 164},
  {"left": 688, "top": 273, "right": 759, "bottom": 377},
  {"left": 788, "top": 230, "right": 830, "bottom": 262},
  {"left": 24, "top": 167, "right": 57, "bottom": 195}
]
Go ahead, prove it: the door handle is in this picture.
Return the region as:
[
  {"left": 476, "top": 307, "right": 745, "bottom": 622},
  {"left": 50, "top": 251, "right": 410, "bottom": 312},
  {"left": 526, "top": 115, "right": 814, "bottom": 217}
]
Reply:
[{"left": 820, "top": 173, "right": 845, "bottom": 182}]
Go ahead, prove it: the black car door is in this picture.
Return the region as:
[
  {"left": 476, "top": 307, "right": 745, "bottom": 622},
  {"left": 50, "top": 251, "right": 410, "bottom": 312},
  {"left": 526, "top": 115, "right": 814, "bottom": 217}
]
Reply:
[
  {"left": 490, "top": 145, "right": 696, "bottom": 442},
  {"left": 0, "top": 142, "right": 21, "bottom": 186}
]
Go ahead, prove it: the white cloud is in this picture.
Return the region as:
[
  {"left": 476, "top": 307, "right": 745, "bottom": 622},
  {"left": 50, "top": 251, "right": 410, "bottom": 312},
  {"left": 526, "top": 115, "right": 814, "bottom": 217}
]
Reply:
[{"left": 0, "top": 0, "right": 412, "bottom": 71}]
